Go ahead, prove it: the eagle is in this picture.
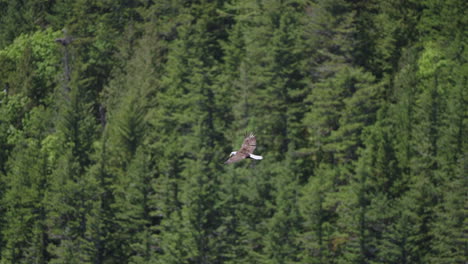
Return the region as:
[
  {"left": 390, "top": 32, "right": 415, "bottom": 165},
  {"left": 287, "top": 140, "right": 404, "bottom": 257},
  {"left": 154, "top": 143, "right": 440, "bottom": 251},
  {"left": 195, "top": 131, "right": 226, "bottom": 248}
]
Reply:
[{"left": 225, "top": 133, "right": 263, "bottom": 164}]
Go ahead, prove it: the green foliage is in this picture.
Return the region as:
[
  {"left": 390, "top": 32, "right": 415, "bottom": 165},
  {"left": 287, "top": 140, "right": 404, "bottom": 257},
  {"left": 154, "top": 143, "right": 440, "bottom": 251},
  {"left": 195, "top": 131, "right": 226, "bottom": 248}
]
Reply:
[
  {"left": 0, "top": 28, "right": 61, "bottom": 105},
  {"left": 0, "top": 0, "right": 465, "bottom": 263},
  {"left": 1, "top": 106, "right": 53, "bottom": 263},
  {"left": 299, "top": 164, "right": 337, "bottom": 263},
  {"left": 0, "top": 0, "right": 55, "bottom": 48}
]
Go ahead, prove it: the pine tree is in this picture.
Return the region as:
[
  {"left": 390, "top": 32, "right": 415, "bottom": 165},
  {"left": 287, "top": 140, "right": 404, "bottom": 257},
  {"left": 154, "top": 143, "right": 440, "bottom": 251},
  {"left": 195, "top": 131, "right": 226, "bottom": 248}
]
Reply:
[
  {"left": 335, "top": 110, "right": 408, "bottom": 263},
  {"left": 389, "top": 46, "right": 420, "bottom": 174},
  {"left": 380, "top": 2, "right": 467, "bottom": 260},
  {"left": 111, "top": 146, "right": 156, "bottom": 263},
  {"left": 380, "top": 194, "right": 421, "bottom": 264},
  {"left": 81, "top": 137, "right": 115, "bottom": 264},
  {"left": 429, "top": 158, "right": 467, "bottom": 264},
  {"left": 44, "top": 33, "right": 101, "bottom": 262},
  {"left": 299, "top": 164, "right": 339, "bottom": 264},
  {"left": 92, "top": 13, "right": 171, "bottom": 261},
  {"left": 0, "top": 106, "right": 53, "bottom": 264},
  {"left": 352, "top": 0, "right": 423, "bottom": 77},
  {"left": 418, "top": 2, "right": 467, "bottom": 260},
  {"left": 304, "top": 1, "right": 356, "bottom": 163},
  {"left": 0, "top": 28, "right": 60, "bottom": 264},
  {"left": 223, "top": 0, "right": 309, "bottom": 157},
  {"left": 0, "top": 0, "right": 55, "bottom": 48},
  {"left": 152, "top": 0, "right": 230, "bottom": 260},
  {"left": 226, "top": 164, "right": 275, "bottom": 264},
  {"left": 262, "top": 158, "right": 302, "bottom": 264},
  {"left": 218, "top": 2, "right": 312, "bottom": 263},
  {"left": 0, "top": 1, "right": 465, "bottom": 262},
  {"left": 303, "top": 0, "right": 376, "bottom": 165},
  {"left": 215, "top": 167, "right": 251, "bottom": 263}
]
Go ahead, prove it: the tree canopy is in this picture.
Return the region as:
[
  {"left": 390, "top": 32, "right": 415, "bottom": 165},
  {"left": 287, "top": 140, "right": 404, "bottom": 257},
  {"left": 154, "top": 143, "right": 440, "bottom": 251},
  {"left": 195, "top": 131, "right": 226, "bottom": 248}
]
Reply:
[{"left": 0, "top": 0, "right": 466, "bottom": 263}]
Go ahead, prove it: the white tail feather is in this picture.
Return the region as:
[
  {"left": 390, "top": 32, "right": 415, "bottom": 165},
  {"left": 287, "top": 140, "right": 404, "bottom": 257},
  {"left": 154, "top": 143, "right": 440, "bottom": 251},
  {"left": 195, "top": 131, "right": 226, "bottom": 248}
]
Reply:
[{"left": 249, "top": 154, "right": 263, "bottom": 160}]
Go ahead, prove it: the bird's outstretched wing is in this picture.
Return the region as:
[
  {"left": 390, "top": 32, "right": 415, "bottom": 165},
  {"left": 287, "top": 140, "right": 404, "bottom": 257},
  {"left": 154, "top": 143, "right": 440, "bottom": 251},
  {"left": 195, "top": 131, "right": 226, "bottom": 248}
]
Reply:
[
  {"left": 225, "top": 152, "right": 248, "bottom": 164},
  {"left": 239, "top": 133, "right": 256, "bottom": 155}
]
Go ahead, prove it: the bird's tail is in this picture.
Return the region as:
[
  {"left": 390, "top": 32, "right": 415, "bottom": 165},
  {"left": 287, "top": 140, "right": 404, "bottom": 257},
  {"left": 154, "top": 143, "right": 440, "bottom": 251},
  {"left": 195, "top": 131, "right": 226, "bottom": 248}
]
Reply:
[{"left": 249, "top": 154, "right": 263, "bottom": 160}]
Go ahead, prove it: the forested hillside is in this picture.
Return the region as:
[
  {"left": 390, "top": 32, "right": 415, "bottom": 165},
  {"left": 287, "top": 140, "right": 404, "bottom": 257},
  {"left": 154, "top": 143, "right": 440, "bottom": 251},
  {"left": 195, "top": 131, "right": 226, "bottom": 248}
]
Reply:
[{"left": 0, "top": 0, "right": 466, "bottom": 263}]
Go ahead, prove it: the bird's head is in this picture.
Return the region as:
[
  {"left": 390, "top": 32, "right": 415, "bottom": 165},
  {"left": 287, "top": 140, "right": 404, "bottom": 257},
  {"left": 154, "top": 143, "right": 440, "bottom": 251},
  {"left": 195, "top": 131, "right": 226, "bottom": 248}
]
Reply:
[{"left": 230, "top": 151, "right": 237, "bottom": 157}]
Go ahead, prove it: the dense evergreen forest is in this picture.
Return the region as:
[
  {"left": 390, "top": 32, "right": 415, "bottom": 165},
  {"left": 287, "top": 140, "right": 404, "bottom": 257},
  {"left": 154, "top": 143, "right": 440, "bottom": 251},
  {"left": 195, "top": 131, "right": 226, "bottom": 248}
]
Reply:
[{"left": 0, "top": 0, "right": 466, "bottom": 263}]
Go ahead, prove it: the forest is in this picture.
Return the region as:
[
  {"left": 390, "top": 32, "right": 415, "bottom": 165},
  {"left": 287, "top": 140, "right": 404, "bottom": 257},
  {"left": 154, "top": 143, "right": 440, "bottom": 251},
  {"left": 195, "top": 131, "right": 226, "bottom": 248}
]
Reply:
[{"left": 0, "top": 0, "right": 466, "bottom": 263}]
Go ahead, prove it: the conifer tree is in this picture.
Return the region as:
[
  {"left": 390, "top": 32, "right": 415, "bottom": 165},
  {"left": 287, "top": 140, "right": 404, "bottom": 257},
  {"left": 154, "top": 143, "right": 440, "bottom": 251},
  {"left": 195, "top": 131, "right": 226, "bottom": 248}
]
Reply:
[
  {"left": 152, "top": 0, "right": 230, "bottom": 260},
  {"left": 429, "top": 158, "right": 467, "bottom": 264},
  {"left": 304, "top": 0, "right": 382, "bottom": 165},
  {"left": 45, "top": 35, "right": 101, "bottom": 262},
  {"left": 335, "top": 111, "right": 407, "bottom": 263},
  {"left": 298, "top": 164, "right": 338, "bottom": 264},
  {"left": 0, "top": 27, "right": 61, "bottom": 264},
  {"left": 262, "top": 160, "right": 302, "bottom": 264},
  {"left": 224, "top": 0, "right": 308, "bottom": 156},
  {"left": 219, "top": 2, "right": 311, "bottom": 263},
  {"left": 94, "top": 14, "right": 170, "bottom": 261},
  {"left": 1, "top": 107, "right": 53, "bottom": 264},
  {"left": 0, "top": 1, "right": 465, "bottom": 262},
  {"left": 0, "top": 0, "right": 55, "bottom": 48},
  {"left": 215, "top": 167, "right": 252, "bottom": 263}
]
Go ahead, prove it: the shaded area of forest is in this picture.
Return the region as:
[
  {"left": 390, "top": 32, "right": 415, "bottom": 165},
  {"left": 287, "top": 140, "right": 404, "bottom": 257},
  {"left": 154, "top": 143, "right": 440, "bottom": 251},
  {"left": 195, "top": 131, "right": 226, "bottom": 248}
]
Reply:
[{"left": 0, "top": 0, "right": 466, "bottom": 263}]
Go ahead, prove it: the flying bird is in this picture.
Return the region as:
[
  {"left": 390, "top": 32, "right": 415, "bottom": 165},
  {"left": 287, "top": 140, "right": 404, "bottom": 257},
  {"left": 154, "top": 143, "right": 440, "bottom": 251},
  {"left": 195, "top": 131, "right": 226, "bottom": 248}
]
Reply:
[{"left": 225, "top": 133, "right": 263, "bottom": 164}]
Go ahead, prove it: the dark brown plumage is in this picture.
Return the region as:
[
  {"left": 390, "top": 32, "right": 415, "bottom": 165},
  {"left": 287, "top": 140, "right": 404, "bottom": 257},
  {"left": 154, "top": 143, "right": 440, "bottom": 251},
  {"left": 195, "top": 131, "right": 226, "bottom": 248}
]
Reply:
[{"left": 225, "top": 133, "right": 263, "bottom": 164}]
